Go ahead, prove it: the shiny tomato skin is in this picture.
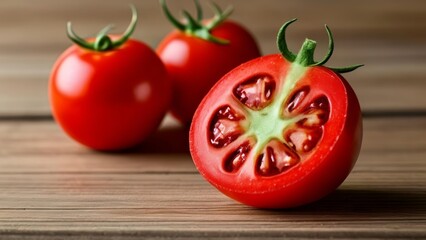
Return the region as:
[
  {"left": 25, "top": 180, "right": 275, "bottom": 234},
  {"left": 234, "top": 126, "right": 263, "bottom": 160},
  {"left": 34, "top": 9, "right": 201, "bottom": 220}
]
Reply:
[
  {"left": 190, "top": 54, "right": 362, "bottom": 209},
  {"left": 50, "top": 38, "right": 171, "bottom": 151},
  {"left": 156, "top": 20, "right": 261, "bottom": 125}
]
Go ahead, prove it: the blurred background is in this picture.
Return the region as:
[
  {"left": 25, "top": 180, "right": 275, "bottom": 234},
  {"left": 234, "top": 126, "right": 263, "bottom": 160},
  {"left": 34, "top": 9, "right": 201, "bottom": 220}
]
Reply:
[{"left": 0, "top": 0, "right": 425, "bottom": 117}]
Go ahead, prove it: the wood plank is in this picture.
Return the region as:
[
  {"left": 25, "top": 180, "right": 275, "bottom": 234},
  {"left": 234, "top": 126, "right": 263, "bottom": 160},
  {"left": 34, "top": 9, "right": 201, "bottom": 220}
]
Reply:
[
  {"left": 0, "top": 166, "right": 424, "bottom": 232},
  {"left": 0, "top": 0, "right": 426, "bottom": 115},
  {"left": 1, "top": 0, "right": 425, "bottom": 53},
  {"left": 0, "top": 171, "right": 424, "bottom": 210},
  {"left": 0, "top": 173, "right": 424, "bottom": 239},
  {"left": 1, "top": 116, "right": 426, "bottom": 173},
  {"left": 0, "top": 117, "right": 425, "bottom": 238},
  {"left": 0, "top": 116, "right": 193, "bottom": 174},
  {"left": 0, "top": 224, "right": 424, "bottom": 240}
]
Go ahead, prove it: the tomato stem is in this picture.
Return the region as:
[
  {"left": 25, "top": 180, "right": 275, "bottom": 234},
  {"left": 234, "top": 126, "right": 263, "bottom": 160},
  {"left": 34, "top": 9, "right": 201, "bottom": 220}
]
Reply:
[
  {"left": 277, "top": 19, "right": 364, "bottom": 73},
  {"left": 194, "top": 0, "right": 203, "bottom": 22},
  {"left": 294, "top": 39, "right": 317, "bottom": 67},
  {"left": 67, "top": 5, "right": 137, "bottom": 51},
  {"left": 160, "top": 0, "right": 232, "bottom": 44},
  {"left": 205, "top": 2, "right": 234, "bottom": 31}
]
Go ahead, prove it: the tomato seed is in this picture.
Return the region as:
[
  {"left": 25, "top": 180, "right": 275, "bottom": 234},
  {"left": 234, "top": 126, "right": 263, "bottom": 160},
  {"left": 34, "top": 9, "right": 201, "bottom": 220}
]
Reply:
[
  {"left": 233, "top": 75, "right": 275, "bottom": 110},
  {"left": 286, "top": 86, "right": 310, "bottom": 114},
  {"left": 209, "top": 105, "right": 243, "bottom": 148},
  {"left": 286, "top": 127, "right": 323, "bottom": 153},
  {"left": 256, "top": 141, "right": 300, "bottom": 176},
  {"left": 224, "top": 142, "right": 252, "bottom": 173}
]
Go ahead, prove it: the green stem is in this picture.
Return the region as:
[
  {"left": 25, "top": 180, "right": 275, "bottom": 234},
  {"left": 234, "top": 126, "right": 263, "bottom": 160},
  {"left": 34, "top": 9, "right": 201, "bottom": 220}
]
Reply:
[
  {"left": 277, "top": 18, "right": 297, "bottom": 62},
  {"left": 277, "top": 18, "right": 363, "bottom": 73},
  {"left": 329, "top": 64, "right": 364, "bottom": 73},
  {"left": 160, "top": 0, "right": 186, "bottom": 31},
  {"left": 160, "top": 0, "right": 231, "bottom": 44},
  {"left": 294, "top": 39, "right": 317, "bottom": 67},
  {"left": 67, "top": 5, "right": 138, "bottom": 52},
  {"left": 205, "top": 3, "right": 234, "bottom": 30},
  {"left": 194, "top": 0, "right": 203, "bottom": 21}
]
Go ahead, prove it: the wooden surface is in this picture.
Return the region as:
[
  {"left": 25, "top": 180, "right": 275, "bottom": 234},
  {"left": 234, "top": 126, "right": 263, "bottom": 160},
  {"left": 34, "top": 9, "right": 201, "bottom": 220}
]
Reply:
[{"left": 0, "top": 0, "right": 425, "bottom": 239}]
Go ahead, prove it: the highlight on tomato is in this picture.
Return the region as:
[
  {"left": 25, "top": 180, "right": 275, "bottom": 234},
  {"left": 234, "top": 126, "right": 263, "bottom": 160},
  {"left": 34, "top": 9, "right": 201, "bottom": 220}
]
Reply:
[
  {"left": 190, "top": 19, "right": 363, "bottom": 209},
  {"left": 156, "top": 0, "right": 261, "bottom": 126},
  {"left": 49, "top": 6, "right": 171, "bottom": 151}
]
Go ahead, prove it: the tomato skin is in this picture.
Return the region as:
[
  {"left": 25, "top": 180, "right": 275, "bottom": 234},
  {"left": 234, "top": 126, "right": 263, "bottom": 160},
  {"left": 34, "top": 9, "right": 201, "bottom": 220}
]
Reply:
[
  {"left": 50, "top": 38, "right": 171, "bottom": 151},
  {"left": 190, "top": 54, "right": 362, "bottom": 209},
  {"left": 156, "top": 20, "right": 261, "bottom": 125}
]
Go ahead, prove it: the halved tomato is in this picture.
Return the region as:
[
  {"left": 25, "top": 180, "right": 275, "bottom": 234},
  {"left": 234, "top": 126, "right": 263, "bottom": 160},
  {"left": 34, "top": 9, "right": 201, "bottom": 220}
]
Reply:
[{"left": 190, "top": 19, "right": 363, "bottom": 208}]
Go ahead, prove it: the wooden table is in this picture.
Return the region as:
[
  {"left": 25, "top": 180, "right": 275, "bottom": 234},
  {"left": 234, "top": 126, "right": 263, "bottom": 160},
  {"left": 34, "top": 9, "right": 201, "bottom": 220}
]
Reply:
[{"left": 0, "top": 1, "right": 425, "bottom": 239}]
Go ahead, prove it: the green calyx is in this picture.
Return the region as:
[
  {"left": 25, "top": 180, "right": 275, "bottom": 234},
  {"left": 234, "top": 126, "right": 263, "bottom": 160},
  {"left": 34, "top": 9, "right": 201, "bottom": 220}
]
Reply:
[
  {"left": 67, "top": 5, "right": 138, "bottom": 52},
  {"left": 277, "top": 19, "right": 364, "bottom": 73},
  {"left": 160, "top": 0, "right": 233, "bottom": 44}
]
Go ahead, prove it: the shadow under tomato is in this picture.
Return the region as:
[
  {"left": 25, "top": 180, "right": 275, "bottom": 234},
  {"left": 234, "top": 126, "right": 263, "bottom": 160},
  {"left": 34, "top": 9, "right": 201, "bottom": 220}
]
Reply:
[
  {"left": 136, "top": 126, "right": 190, "bottom": 154},
  {"left": 93, "top": 125, "right": 190, "bottom": 155},
  {"left": 255, "top": 188, "right": 426, "bottom": 217}
]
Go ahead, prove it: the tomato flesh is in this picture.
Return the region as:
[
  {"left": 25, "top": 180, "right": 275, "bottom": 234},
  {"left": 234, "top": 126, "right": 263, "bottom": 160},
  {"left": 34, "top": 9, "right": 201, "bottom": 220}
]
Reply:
[{"left": 190, "top": 54, "right": 362, "bottom": 208}]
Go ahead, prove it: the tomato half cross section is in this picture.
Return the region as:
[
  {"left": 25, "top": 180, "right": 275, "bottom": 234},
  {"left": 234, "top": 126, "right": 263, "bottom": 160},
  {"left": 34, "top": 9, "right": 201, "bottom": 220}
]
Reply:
[{"left": 190, "top": 19, "right": 363, "bottom": 209}]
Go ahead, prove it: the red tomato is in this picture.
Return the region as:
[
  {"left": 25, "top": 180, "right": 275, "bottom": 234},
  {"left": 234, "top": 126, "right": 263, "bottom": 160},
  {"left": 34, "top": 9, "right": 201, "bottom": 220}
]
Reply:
[
  {"left": 190, "top": 19, "right": 363, "bottom": 208},
  {"left": 49, "top": 7, "right": 171, "bottom": 151},
  {"left": 156, "top": 1, "right": 261, "bottom": 125}
]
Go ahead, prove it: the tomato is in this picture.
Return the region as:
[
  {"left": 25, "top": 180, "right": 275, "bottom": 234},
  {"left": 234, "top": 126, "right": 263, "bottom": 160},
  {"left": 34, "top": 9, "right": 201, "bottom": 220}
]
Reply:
[
  {"left": 156, "top": 0, "right": 261, "bottom": 125},
  {"left": 49, "top": 6, "right": 171, "bottom": 151},
  {"left": 190, "top": 19, "right": 363, "bottom": 208}
]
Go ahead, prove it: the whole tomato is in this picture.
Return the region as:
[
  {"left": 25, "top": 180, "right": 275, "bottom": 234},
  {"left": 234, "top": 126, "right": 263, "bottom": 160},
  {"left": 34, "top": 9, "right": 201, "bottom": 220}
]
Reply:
[
  {"left": 190, "top": 19, "right": 363, "bottom": 208},
  {"left": 156, "top": 0, "right": 261, "bottom": 125},
  {"left": 49, "top": 6, "right": 171, "bottom": 151}
]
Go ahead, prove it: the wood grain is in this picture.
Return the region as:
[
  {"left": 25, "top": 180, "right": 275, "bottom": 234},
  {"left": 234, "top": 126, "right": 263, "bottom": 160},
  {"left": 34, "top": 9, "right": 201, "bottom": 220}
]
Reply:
[
  {"left": 0, "top": 0, "right": 426, "bottom": 115},
  {"left": 0, "top": 117, "right": 425, "bottom": 239}
]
